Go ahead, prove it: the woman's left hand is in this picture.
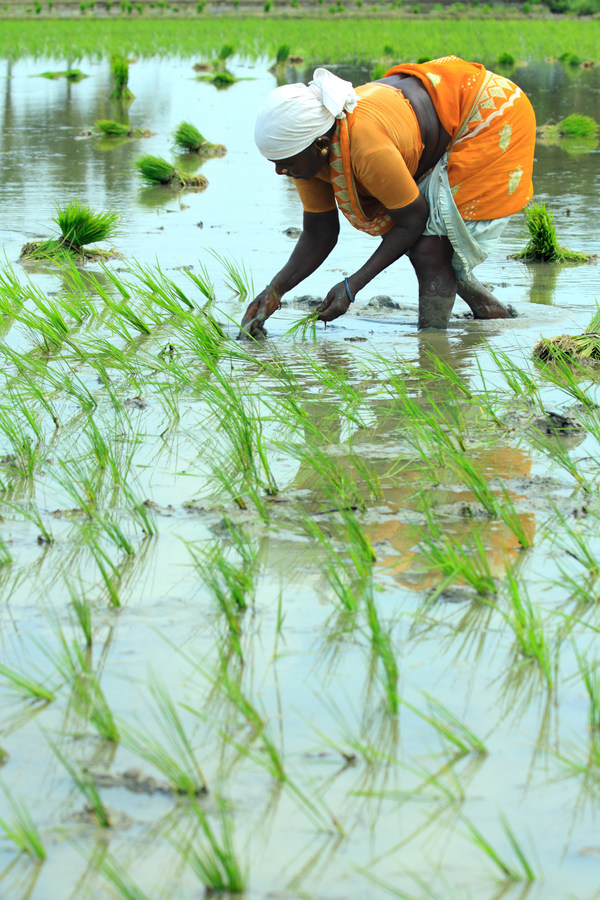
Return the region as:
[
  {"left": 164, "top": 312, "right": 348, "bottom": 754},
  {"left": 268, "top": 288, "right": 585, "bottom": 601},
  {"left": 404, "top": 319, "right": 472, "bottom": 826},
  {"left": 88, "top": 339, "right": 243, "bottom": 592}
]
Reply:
[{"left": 316, "top": 281, "right": 352, "bottom": 323}]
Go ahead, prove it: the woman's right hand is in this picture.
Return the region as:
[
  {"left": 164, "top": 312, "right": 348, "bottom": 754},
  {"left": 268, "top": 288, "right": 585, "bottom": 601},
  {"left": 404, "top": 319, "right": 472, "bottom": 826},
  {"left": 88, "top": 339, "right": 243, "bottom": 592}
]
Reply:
[{"left": 237, "top": 285, "right": 281, "bottom": 340}]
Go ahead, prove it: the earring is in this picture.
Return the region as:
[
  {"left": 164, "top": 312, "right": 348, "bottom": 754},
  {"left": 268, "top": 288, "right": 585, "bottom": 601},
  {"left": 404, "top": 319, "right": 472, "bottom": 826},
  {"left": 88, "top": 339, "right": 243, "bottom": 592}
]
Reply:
[
  {"left": 282, "top": 168, "right": 289, "bottom": 174},
  {"left": 320, "top": 147, "right": 328, "bottom": 156}
]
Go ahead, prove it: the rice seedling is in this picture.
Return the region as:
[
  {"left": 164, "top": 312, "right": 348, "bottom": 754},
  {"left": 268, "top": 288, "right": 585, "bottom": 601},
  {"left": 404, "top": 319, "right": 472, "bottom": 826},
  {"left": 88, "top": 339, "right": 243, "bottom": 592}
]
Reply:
[
  {"left": 364, "top": 593, "right": 399, "bottom": 714},
  {"left": 0, "top": 662, "right": 55, "bottom": 703},
  {"left": 403, "top": 692, "right": 487, "bottom": 755},
  {"left": 574, "top": 645, "right": 600, "bottom": 732},
  {"left": 282, "top": 312, "right": 319, "bottom": 341},
  {"left": 66, "top": 580, "right": 93, "bottom": 648},
  {"left": 513, "top": 202, "right": 591, "bottom": 262},
  {"left": 49, "top": 741, "right": 112, "bottom": 828},
  {"left": 96, "top": 852, "right": 154, "bottom": 900},
  {"left": 186, "top": 528, "right": 258, "bottom": 658},
  {"left": 0, "top": 784, "right": 46, "bottom": 860},
  {"left": 411, "top": 507, "right": 497, "bottom": 597},
  {"left": 208, "top": 250, "right": 253, "bottom": 299},
  {"left": 20, "top": 200, "right": 120, "bottom": 261},
  {"left": 443, "top": 447, "right": 533, "bottom": 549},
  {"left": 121, "top": 672, "right": 207, "bottom": 795},
  {"left": 110, "top": 53, "right": 134, "bottom": 101},
  {"left": 184, "top": 262, "right": 216, "bottom": 304},
  {"left": 172, "top": 121, "right": 226, "bottom": 156},
  {"left": 135, "top": 154, "right": 208, "bottom": 190},
  {"left": 180, "top": 795, "right": 246, "bottom": 894},
  {"left": 499, "top": 570, "right": 555, "bottom": 687},
  {"left": 461, "top": 812, "right": 538, "bottom": 881},
  {"left": 43, "top": 629, "right": 120, "bottom": 742}
]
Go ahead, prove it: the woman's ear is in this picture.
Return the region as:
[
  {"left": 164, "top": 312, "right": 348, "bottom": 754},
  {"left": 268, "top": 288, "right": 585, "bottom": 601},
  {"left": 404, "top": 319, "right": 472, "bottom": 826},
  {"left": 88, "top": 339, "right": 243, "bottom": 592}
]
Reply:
[{"left": 315, "top": 135, "right": 331, "bottom": 156}]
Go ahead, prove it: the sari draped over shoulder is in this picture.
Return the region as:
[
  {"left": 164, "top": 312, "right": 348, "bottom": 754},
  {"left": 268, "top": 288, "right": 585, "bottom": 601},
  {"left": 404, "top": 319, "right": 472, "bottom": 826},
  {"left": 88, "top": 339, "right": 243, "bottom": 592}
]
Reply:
[{"left": 328, "top": 55, "right": 535, "bottom": 236}]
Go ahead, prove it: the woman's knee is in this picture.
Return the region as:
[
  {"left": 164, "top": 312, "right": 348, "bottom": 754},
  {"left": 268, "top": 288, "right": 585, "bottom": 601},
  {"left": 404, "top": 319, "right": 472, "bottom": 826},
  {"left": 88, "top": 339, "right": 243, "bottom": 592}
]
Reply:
[{"left": 408, "top": 235, "right": 455, "bottom": 275}]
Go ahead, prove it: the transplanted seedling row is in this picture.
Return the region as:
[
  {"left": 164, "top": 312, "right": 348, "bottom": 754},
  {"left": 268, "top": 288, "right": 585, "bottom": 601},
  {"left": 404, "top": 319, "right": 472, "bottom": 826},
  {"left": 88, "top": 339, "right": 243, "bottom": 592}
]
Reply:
[{"left": 1, "top": 255, "right": 600, "bottom": 897}]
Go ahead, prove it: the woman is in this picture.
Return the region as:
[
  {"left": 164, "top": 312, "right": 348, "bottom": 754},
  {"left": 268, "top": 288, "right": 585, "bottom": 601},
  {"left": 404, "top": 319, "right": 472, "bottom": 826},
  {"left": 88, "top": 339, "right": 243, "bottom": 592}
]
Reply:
[{"left": 240, "top": 57, "right": 536, "bottom": 337}]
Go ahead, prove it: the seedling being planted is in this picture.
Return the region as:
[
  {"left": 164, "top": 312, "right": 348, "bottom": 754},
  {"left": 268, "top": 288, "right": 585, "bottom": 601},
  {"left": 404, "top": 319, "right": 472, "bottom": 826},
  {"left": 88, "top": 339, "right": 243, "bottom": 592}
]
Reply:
[
  {"left": 172, "top": 121, "right": 226, "bottom": 156},
  {"left": 20, "top": 200, "right": 120, "bottom": 262},
  {"left": 135, "top": 154, "right": 208, "bottom": 190},
  {"left": 513, "top": 203, "right": 591, "bottom": 263}
]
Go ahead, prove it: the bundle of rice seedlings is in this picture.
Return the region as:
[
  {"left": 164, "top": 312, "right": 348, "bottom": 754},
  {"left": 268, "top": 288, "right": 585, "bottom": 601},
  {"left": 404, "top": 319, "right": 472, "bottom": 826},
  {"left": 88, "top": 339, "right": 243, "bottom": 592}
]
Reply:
[
  {"left": 513, "top": 203, "right": 591, "bottom": 263},
  {"left": 95, "top": 119, "right": 130, "bottom": 136},
  {"left": 558, "top": 114, "right": 597, "bottom": 137},
  {"left": 217, "top": 43, "right": 234, "bottom": 61},
  {"left": 110, "top": 53, "right": 134, "bottom": 101},
  {"left": 275, "top": 43, "right": 290, "bottom": 64},
  {"left": 533, "top": 307, "right": 600, "bottom": 362},
  {"left": 20, "top": 200, "right": 120, "bottom": 261},
  {"left": 172, "top": 121, "right": 226, "bottom": 156},
  {"left": 95, "top": 119, "right": 153, "bottom": 139},
  {"left": 135, "top": 154, "right": 208, "bottom": 190},
  {"left": 211, "top": 71, "right": 236, "bottom": 88}
]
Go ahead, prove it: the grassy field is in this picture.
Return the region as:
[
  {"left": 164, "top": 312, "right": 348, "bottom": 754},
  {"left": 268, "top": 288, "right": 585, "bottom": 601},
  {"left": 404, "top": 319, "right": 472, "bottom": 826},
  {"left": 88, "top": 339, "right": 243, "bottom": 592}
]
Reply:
[{"left": 0, "top": 16, "right": 598, "bottom": 61}]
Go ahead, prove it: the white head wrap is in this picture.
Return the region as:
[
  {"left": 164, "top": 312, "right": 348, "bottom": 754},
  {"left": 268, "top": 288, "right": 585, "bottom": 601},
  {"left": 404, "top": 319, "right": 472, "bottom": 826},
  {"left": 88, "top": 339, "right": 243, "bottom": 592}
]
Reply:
[{"left": 254, "top": 67, "right": 359, "bottom": 160}]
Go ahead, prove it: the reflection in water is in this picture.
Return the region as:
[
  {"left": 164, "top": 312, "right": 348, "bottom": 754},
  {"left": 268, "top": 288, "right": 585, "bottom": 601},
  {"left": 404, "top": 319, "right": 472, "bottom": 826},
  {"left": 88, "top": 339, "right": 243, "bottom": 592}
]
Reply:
[{"left": 524, "top": 260, "right": 560, "bottom": 305}]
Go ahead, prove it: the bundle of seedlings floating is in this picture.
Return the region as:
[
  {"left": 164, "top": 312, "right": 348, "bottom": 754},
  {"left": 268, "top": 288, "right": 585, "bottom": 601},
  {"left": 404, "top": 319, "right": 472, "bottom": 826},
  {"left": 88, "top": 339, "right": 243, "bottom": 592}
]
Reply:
[
  {"left": 110, "top": 53, "right": 134, "bottom": 102},
  {"left": 533, "top": 308, "right": 600, "bottom": 365},
  {"left": 172, "top": 122, "right": 226, "bottom": 157},
  {"left": 20, "top": 200, "right": 120, "bottom": 262},
  {"left": 512, "top": 203, "right": 592, "bottom": 264},
  {"left": 135, "top": 154, "right": 208, "bottom": 191},
  {"left": 536, "top": 114, "right": 598, "bottom": 153},
  {"left": 39, "top": 69, "right": 88, "bottom": 81},
  {"left": 95, "top": 119, "right": 153, "bottom": 139}
]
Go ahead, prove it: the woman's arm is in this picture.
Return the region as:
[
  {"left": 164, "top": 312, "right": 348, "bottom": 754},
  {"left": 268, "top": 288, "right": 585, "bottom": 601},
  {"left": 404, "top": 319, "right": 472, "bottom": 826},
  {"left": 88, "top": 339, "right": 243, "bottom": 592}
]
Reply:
[
  {"left": 239, "top": 209, "right": 339, "bottom": 338},
  {"left": 317, "top": 193, "right": 429, "bottom": 322}
]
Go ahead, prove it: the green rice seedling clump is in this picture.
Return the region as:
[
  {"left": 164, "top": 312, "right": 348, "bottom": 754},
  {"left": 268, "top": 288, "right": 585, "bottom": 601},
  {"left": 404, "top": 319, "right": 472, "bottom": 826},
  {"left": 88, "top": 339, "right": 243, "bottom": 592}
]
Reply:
[
  {"left": 110, "top": 53, "right": 134, "bottom": 100},
  {"left": 172, "top": 121, "right": 225, "bottom": 156},
  {"left": 559, "top": 113, "right": 598, "bottom": 136},
  {"left": 95, "top": 118, "right": 130, "bottom": 135},
  {"left": 20, "top": 200, "right": 120, "bottom": 261},
  {"left": 514, "top": 203, "right": 591, "bottom": 263},
  {"left": 533, "top": 306, "right": 600, "bottom": 363},
  {"left": 135, "top": 154, "right": 178, "bottom": 184},
  {"left": 275, "top": 42, "right": 290, "bottom": 64},
  {"left": 55, "top": 200, "right": 120, "bottom": 248}
]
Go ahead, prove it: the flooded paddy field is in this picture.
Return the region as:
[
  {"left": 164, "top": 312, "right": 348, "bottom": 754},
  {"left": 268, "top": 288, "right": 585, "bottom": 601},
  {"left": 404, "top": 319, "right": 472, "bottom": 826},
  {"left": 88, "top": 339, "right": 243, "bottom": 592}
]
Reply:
[{"left": 1, "top": 44, "right": 600, "bottom": 900}]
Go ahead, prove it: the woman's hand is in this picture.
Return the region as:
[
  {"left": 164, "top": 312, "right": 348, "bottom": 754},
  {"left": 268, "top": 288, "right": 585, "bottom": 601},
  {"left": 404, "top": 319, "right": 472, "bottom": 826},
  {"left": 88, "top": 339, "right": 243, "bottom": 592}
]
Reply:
[
  {"left": 238, "top": 285, "right": 281, "bottom": 340},
  {"left": 316, "top": 281, "right": 352, "bottom": 323}
]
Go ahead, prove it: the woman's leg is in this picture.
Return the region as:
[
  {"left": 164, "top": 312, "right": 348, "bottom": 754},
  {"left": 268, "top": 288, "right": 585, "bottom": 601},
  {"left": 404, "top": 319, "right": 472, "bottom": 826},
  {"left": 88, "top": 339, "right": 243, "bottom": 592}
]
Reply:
[
  {"left": 456, "top": 276, "right": 517, "bottom": 319},
  {"left": 408, "top": 235, "right": 456, "bottom": 329}
]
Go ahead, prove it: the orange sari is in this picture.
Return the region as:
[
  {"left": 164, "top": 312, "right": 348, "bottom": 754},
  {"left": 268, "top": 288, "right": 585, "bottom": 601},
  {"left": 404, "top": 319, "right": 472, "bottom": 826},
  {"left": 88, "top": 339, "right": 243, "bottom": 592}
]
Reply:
[{"left": 329, "top": 56, "right": 535, "bottom": 235}]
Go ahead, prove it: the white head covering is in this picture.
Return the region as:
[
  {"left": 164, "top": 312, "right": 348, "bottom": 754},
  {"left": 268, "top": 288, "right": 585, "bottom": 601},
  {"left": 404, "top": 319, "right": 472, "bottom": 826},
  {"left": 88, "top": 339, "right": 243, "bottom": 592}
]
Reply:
[{"left": 254, "top": 67, "right": 359, "bottom": 160}]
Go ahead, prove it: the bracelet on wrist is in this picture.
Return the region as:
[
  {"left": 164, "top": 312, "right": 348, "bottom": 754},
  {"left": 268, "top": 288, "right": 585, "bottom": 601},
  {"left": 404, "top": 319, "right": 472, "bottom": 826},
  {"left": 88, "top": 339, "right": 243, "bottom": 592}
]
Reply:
[{"left": 344, "top": 277, "right": 355, "bottom": 304}]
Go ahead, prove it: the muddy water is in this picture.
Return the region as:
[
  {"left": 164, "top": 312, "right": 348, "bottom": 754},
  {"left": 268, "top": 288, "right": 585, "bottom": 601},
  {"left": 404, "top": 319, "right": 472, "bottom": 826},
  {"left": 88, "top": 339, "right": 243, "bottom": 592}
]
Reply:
[{"left": 0, "top": 53, "right": 600, "bottom": 900}]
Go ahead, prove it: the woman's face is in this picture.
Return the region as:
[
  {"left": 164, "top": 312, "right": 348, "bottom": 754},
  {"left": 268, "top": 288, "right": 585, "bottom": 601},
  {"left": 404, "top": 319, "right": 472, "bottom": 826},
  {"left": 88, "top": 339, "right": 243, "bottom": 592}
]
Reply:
[{"left": 270, "top": 140, "right": 329, "bottom": 180}]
